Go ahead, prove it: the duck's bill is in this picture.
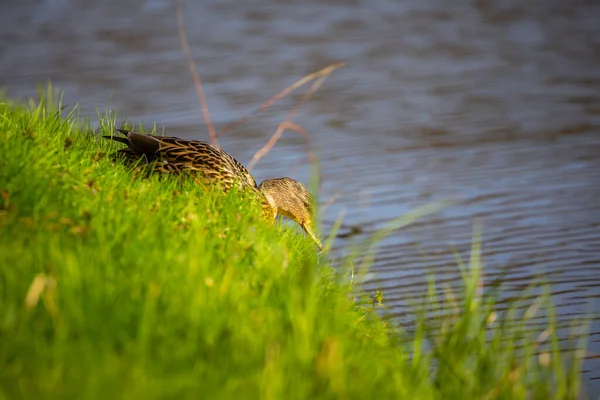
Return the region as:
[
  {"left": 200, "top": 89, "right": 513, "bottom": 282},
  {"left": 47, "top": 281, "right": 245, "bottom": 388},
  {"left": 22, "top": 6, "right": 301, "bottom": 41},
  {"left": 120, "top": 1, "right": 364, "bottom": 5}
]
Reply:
[{"left": 302, "top": 223, "right": 323, "bottom": 251}]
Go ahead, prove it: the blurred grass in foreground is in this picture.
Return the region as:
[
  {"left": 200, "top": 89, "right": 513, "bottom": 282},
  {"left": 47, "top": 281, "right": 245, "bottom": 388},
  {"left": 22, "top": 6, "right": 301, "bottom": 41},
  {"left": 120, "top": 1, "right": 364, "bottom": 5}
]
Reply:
[{"left": 0, "top": 86, "right": 587, "bottom": 399}]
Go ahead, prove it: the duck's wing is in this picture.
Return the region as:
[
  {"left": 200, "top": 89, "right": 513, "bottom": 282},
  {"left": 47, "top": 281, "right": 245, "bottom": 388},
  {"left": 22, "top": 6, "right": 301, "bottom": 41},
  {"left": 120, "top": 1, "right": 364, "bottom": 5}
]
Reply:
[{"left": 105, "top": 130, "right": 258, "bottom": 189}]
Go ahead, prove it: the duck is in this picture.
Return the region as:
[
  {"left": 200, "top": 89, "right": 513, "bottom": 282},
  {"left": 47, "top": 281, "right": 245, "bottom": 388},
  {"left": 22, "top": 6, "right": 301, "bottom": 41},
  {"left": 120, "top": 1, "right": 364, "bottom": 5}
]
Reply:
[{"left": 105, "top": 129, "right": 322, "bottom": 250}]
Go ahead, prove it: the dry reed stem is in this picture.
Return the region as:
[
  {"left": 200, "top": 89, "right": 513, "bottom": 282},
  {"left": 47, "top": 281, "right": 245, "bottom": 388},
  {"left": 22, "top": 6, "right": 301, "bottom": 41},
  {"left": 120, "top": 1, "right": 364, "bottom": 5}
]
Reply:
[
  {"left": 247, "top": 74, "right": 333, "bottom": 171},
  {"left": 177, "top": 0, "right": 344, "bottom": 176},
  {"left": 177, "top": 0, "right": 218, "bottom": 146},
  {"left": 279, "top": 122, "right": 317, "bottom": 165},
  {"left": 247, "top": 122, "right": 290, "bottom": 172},
  {"left": 219, "top": 62, "right": 346, "bottom": 137}
]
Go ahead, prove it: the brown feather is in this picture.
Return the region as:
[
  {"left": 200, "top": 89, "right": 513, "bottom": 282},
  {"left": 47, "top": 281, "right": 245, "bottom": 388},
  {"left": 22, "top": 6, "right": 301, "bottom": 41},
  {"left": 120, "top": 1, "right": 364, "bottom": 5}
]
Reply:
[{"left": 105, "top": 129, "right": 257, "bottom": 191}]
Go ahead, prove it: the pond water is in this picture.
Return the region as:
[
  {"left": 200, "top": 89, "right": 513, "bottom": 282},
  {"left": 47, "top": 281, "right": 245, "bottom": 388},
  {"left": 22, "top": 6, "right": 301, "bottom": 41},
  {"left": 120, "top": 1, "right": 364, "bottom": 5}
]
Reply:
[{"left": 1, "top": 0, "right": 599, "bottom": 395}]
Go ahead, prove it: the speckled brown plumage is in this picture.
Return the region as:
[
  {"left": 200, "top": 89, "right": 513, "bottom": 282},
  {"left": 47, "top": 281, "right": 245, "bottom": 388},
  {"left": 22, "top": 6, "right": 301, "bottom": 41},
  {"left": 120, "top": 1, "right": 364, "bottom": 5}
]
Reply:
[
  {"left": 105, "top": 129, "right": 322, "bottom": 249},
  {"left": 107, "top": 129, "right": 256, "bottom": 190}
]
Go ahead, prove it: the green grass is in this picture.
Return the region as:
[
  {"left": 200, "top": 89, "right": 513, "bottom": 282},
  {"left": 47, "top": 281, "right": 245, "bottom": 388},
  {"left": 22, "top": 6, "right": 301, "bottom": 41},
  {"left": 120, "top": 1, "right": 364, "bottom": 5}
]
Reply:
[{"left": 0, "top": 86, "right": 587, "bottom": 399}]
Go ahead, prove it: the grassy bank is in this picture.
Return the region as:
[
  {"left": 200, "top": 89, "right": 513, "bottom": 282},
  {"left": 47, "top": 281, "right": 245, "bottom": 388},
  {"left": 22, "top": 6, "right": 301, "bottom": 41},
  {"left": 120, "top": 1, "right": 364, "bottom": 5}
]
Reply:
[{"left": 0, "top": 88, "right": 586, "bottom": 399}]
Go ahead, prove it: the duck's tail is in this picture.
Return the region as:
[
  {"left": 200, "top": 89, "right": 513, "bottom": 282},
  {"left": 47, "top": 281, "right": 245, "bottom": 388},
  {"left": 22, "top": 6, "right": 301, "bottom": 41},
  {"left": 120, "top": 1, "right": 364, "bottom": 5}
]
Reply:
[{"left": 103, "top": 129, "right": 131, "bottom": 145}]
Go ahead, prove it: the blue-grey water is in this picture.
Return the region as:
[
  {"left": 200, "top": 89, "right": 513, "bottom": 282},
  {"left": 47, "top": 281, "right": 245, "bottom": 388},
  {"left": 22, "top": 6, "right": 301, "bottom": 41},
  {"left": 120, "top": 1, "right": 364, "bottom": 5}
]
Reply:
[{"left": 1, "top": 0, "right": 599, "bottom": 396}]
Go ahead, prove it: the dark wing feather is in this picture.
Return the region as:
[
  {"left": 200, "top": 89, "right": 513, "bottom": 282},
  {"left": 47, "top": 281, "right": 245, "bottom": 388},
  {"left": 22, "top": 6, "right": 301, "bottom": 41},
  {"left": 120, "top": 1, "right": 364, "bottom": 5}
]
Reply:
[{"left": 122, "top": 130, "right": 162, "bottom": 154}]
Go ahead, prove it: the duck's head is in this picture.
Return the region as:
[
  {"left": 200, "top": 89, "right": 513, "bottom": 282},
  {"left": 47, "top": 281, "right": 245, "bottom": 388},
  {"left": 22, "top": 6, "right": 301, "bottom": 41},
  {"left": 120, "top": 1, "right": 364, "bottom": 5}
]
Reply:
[{"left": 258, "top": 177, "right": 322, "bottom": 250}]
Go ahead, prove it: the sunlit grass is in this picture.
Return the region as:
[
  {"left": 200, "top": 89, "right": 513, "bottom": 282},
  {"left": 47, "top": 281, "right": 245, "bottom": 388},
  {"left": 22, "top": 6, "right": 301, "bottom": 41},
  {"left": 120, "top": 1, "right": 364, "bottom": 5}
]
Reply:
[{"left": 0, "top": 86, "right": 587, "bottom": 399}]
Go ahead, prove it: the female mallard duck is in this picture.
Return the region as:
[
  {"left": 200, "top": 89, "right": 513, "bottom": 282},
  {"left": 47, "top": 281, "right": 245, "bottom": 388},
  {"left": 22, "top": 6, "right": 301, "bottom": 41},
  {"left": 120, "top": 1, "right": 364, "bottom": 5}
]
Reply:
[{"left": 105, "top": 129, "right": 322, "bottom": 250}]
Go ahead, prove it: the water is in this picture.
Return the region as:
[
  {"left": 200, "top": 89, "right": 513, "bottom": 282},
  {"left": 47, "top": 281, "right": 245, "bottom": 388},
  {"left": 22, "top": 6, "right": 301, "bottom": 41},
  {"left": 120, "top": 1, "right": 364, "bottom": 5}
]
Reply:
[{"left": 2, "top": 0, "right": 599, "bottom": 395}]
